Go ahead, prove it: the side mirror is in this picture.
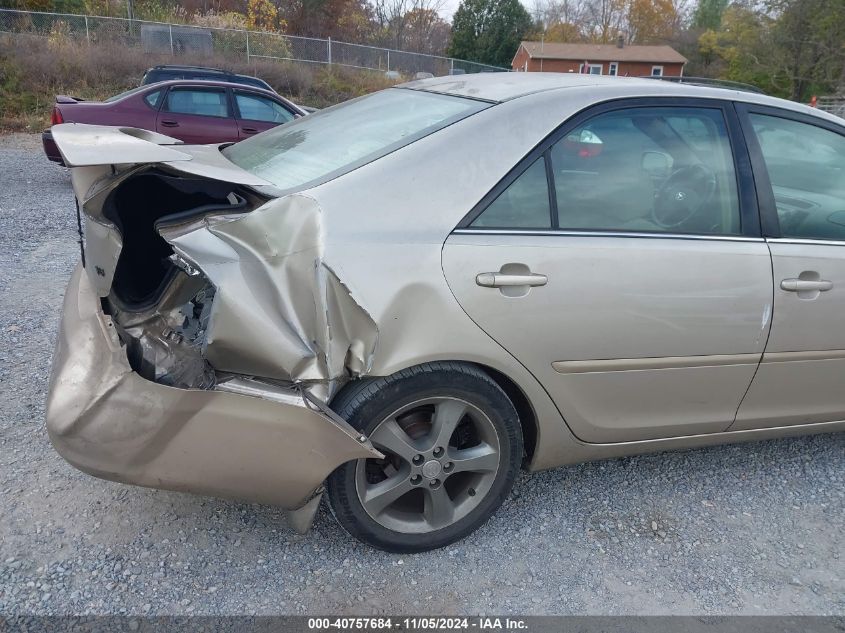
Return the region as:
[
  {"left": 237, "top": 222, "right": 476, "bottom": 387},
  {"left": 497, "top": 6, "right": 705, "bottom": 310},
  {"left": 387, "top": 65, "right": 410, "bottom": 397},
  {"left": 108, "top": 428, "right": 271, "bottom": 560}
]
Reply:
[{"left": 641, "top": 151, "right": 673, "bottom": 178}]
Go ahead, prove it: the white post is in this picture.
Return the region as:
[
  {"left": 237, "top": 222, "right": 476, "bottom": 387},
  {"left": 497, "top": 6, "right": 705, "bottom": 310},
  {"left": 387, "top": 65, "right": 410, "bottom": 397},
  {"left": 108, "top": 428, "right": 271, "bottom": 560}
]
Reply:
[
  {"left": 84, "top": 15, "right": 89, "bottom": 45},
  {"left": 327, "top": 37, "right": 332, "bottom": 65},
  {"left": 450, "top": 58, "right": 454, "bottom": 74},
  {"left": 246, "top": 30, "right": 250, "bottom": 62},
  {"left": 169, "top": 23, "right": 174, "bottom": 55},
  {"left": 387, "top": 49, "right": 390, "bottom": 71}
]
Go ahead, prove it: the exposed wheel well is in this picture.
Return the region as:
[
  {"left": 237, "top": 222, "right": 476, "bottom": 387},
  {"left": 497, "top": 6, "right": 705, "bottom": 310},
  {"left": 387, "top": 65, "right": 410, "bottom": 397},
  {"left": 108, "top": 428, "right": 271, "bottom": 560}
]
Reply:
[{"left": 331, "top": 361, "right": 538, "bottom": 465}]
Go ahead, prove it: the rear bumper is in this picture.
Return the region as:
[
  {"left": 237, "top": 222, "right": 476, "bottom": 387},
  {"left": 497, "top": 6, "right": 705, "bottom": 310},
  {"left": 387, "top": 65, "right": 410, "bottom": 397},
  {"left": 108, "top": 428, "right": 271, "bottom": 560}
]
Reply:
[
  {"left": 46, "top": 264, "right": 380, "bottom": 513},
  {"left": 42, "top": 130, "right": 64, "bottom": 164}
]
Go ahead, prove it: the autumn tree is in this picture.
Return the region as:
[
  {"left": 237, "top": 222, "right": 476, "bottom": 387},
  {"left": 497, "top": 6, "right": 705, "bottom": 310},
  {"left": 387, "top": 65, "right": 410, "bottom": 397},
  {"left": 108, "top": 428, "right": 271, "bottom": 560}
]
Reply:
[
  {"left": 696, "top": 27, "right": 718, "bottom": 66},
  {"left": 448, "top": 0, "right": 533, "bottom": 66},
  {"left": 373, "top": 0, "right": 447, "bottom": 52},
  {"left": 626, "top": 0, "right": 677, "bottom": 43},
  {"left": 246, "top": 0, "right": 282, "bottom": 31},
  {"left": 284, "top": 0, "right": 374, "bottom": 40},
  {"left": 2, "top": 0, "right": 86, "bottom": 12},
  {"left": 403, "top": 7, "right": 451, "bottom": 53},
  {"left": 544, "top": 20, "right": 585, "bottom": 40}
]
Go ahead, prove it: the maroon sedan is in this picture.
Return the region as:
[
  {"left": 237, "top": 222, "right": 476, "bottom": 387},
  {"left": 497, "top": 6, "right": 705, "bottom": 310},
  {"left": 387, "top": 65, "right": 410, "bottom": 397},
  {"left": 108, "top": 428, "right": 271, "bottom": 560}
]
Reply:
[{"left": 43, "top": 80, "right": 305, "bottom": 163}]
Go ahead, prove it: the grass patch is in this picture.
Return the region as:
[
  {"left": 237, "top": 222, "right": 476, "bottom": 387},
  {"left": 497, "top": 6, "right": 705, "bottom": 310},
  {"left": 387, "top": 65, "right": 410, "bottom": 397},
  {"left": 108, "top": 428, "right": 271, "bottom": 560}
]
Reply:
[{"left": 0, "top": 33, "right": 391, "bottom": 131}]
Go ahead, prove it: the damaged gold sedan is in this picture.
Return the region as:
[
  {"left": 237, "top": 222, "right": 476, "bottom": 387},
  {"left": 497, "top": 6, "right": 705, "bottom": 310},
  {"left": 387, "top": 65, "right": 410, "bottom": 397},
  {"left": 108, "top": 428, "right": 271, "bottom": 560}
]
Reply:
[{"left": 48, "top": 74, "right": 845, "bottom": 552}]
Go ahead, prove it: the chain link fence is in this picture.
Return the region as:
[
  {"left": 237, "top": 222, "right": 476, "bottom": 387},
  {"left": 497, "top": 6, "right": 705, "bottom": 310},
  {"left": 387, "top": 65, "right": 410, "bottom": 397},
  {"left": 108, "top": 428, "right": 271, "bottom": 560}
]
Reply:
[
  {"left": 0, "top": 8, "right": 506, "bottom": 77},
  {"left": 815, "top": 96, "right": 845, "bottom": 119}
]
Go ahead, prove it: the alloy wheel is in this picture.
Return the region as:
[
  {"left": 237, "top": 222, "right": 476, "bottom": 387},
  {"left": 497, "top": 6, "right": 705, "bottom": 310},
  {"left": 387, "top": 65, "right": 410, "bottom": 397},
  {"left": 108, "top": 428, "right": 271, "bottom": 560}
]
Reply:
[{"left": 354, "top": 397, "right": 501, "bottom": 534}]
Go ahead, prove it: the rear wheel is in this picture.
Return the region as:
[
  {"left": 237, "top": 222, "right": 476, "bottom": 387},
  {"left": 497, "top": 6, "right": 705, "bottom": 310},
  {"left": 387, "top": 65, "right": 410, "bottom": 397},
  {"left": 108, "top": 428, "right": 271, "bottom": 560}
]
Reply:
[{"left": 326, "top": 362, "right": 522, "bottom": 553}]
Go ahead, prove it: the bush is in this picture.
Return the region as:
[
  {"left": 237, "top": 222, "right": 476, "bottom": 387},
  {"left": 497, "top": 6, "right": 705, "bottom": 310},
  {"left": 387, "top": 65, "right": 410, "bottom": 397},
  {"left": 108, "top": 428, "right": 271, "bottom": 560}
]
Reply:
[{"left": 0, "top": 32, "right": 391, "bottom": 130}]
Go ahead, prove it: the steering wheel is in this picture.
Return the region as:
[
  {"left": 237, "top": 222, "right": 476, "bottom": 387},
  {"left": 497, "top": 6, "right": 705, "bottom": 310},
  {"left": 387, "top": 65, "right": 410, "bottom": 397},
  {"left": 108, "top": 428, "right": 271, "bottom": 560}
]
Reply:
[{"left": 652, "top": 164, "right": 717, "bottom": 229}]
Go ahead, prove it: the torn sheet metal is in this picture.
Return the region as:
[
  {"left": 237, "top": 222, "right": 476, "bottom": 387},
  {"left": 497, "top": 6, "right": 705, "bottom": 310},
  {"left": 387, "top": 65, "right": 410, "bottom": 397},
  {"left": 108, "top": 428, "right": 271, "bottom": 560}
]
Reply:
[
  {"left": 160, "top": 194, "right": 379, "bottom": 395},
  {"left": 47, "top": 265, "right": 381, "bottom": 510}
]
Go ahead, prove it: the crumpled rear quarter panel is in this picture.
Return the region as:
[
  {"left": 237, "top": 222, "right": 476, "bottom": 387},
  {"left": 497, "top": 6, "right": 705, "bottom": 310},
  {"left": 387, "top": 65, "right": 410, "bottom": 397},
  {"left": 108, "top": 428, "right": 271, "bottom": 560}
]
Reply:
[{"left": 47, "top": 265, "right": 380, "bottom": 509}]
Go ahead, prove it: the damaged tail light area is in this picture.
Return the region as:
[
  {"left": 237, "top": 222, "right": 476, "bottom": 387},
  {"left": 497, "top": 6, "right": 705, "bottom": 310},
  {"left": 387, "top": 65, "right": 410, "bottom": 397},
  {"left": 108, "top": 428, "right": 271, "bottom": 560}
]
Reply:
[
  {"left": 91, "top": 168, "right": 379, "bottom": 397},
  {"left": 99, "top": 171, "right": 257, "bottom": 390}
]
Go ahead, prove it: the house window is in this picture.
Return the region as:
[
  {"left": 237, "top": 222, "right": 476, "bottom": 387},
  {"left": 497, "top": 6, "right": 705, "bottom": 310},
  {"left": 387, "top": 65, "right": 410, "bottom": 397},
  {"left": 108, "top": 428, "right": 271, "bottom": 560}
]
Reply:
[
  {"left": 588, "top": 64, "right": 603, "bottom": 75},
  {"left": 608, "top": 62, "right": 618, "bottom": 76},
  {"left": 651, "top": 66, "right": 664, "bottom": 77}
]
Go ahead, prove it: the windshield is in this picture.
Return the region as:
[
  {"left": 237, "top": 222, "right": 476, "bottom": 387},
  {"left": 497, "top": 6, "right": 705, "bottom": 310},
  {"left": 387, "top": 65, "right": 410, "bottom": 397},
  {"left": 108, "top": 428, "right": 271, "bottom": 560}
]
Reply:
[{"left": 223, "top": 88, "right": 488, "bottom": 192}]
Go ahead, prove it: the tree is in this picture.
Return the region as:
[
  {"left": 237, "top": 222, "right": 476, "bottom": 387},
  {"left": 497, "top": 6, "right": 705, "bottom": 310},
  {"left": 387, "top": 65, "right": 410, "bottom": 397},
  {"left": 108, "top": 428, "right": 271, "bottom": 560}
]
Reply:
[
  {"left": 696, "top": 27, "right": 718, "bottom": 66},
  {"left": 582, "top": 0, "right": 625, "bottom": 43},
  {"left": 2, "top": 0, "right": 86, "bottom": 12},
  {"left": 531, "top": 0, "right": 586, "bottom": 32},
  {"left": 246, "top": 0, "right": 282, "bottom": 31},
  {"left": 403, "top": 7, "right": 451, "bottom": 53},
  {"left": 283, "top": 0, "right": 374, "bottom": 40},
  {"left": 448, "top": 0, "right": 533, "bottom": 66},
  {"left": 626, "top": 0, "right": 677, "bottom": 42},
  {"left": 544, "top": 20, "right": 584, "bottom": 40},
  {"left": 692, "top": 0, "right": 727, "bottom": 30},
  {"left": 767, "top": 0, "right": 845, "bottom": 100},
  {"left": 373, "top": 0, "right": 447, "bottom": 52}
]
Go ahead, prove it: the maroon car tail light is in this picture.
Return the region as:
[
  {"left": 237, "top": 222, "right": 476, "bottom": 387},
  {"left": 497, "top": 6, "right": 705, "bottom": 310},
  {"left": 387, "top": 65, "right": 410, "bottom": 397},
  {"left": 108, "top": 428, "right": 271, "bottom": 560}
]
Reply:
[{"left": 51, "top": 107, "right": 64, "bottom": 125}]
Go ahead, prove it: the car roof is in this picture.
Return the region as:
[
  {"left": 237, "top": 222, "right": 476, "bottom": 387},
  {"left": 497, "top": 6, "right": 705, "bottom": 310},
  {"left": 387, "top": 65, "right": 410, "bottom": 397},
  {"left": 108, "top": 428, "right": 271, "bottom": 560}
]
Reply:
[
  {"left": 402, "top": 72, "right": 648, "bottom": 102},
  {"left": 144, "top": 66, "right": 272, "bottom": 87},
  {"left": 142, "top": 79, "right": 276, "bottom": 96},
  {"left": 147, "top": 66, "right": 262, "bottom": 80},
  {"left": 147, "top": 65, "right": 227, "bottom": 73},
  {"left": 137, "top": 80, "right": 305, "bottom": 114},
  {"left": 401, "top": 72, "right": 844, "bottom": 126}
]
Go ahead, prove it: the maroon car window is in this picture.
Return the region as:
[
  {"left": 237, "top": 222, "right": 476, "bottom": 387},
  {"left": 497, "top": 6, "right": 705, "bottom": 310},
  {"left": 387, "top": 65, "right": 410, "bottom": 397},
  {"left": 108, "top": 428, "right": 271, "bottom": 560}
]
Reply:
[
  {"left": 163, "top": 88, "right": 229, "bottom": 118},
  {"left": 104, "top": 85, "right": 149, "bottom": 103},
  {"left": 235, "top": 92, "right": 294, "bottom": 124},
  {"left": 144, "top": 90, "right": 162, "bottom": 108}
]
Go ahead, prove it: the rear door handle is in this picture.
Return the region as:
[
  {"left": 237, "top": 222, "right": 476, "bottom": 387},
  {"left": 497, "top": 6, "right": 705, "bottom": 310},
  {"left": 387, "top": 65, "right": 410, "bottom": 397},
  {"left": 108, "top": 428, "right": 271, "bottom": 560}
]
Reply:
[
  {"left": 160, "top": 120, "right": 179, "bottom": 127},
  {"left": 242, "top": 127, "right": 259, "bottom": 134},
  {"left": 476, "top": 272, "right": 548, "bottom": 288},
  {"left": 780, "top": 279, "right": 833, "bottom": 292}
]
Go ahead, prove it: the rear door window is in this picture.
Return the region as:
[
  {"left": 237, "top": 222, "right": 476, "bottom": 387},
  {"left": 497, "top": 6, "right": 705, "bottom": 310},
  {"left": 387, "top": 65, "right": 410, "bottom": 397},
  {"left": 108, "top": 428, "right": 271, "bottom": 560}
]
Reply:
[
  {"left": 235, "top": 92, "right": 295, "bottom": 123},
  {"left": 550, "top": 106, "right": 741, "bottom": 234},
  {"left": 469, "top": 105, "right": 742, "bottom": 235},
  {"left": 470, "top": 157, "right": 552, "bottom": 228},
  {"left": 748, "top": 114, "right": 845, "bottom": 240},
  {"left": 163, "top": 88, "right": 230, "bottom": 118}
]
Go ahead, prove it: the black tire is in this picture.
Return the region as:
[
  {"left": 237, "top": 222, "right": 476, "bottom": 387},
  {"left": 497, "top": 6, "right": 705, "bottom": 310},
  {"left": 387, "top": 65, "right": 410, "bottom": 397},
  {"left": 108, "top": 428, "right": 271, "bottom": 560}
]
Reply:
[{"left": 326, "top": 362, "right": 522, "bottom": 553}]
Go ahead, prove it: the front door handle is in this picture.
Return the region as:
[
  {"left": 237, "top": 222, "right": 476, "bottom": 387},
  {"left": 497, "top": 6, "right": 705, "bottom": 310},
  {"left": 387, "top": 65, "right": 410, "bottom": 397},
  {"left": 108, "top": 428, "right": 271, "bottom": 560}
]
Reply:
[
  {"left": 476, "top": 272, "right": 548, "bottom": 288},
  {"left": 160, "top": 120, "right": 179, "bottom": 127},
  {"left": 780, "top": 279, "right": 833, "bottom": 292},
  {"left": 242, "top": 127, "right": 259, "bottom": 134}
]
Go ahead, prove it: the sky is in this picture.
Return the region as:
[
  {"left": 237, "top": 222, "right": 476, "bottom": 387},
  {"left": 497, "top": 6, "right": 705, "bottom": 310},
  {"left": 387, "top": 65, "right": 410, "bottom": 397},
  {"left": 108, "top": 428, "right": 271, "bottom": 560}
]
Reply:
[{"left": 438, "top": 0, "right": 461, "bottom": 18}]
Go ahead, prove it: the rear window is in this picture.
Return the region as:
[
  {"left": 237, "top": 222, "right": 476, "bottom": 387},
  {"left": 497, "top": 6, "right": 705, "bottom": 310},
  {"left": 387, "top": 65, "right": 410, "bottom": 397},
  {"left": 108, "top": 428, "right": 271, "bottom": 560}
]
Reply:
[
  {"left": 105, "top": 85, "right": 151, "bottom": 103},
  {"left": 223, "top": 88, "right": 488, "bottom": 192}
]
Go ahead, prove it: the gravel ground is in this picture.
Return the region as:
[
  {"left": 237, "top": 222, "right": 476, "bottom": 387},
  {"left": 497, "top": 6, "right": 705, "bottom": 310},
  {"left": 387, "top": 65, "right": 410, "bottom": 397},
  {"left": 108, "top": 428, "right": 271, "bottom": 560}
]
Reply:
[{"left": 0, "top": 133, "right": 843, "bottom": 616}]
